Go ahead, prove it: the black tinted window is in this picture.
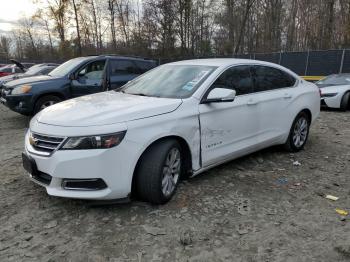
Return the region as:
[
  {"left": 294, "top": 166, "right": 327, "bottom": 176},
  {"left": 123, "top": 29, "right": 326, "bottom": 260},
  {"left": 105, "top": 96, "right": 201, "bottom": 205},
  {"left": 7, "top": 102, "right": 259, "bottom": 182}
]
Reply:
[
  {"left": 135, "top": 61, "right": 156, "bottom": 73},
  {"left": 253, "top": 66, "right": 296, "bottom": 92},
  {"left": 110, "top": 60, "right": 137, "bottom": 76},
  {"left": 211, "top": 65, "right": 253, "bottom": 96}
]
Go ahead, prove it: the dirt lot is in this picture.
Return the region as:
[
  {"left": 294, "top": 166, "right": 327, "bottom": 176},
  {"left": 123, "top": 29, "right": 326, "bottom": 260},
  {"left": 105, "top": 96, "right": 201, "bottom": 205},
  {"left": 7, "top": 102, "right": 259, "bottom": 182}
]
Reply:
[{"left": 0, "top": 105, "right": 350, "bottom": 262}]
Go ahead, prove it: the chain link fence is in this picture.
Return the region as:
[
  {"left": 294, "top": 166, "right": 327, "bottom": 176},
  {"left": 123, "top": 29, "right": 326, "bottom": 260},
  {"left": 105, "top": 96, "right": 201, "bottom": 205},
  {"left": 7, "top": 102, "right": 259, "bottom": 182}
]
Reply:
[
  {"left": 159, "top": 49, "right": 350, "bottom": 76},
  {"left": 1, "top": 49, "right": 349, "bottom": 76}
]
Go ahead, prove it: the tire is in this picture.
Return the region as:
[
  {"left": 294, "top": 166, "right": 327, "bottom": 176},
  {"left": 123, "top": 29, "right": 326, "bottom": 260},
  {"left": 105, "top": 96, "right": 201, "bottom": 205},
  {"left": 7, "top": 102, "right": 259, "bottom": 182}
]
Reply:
[
  {"left": 284, "top": 111, "right": 310, "bottom": 152},
  {"left": 340, "top": 92, "right": 350, "bottom": 111},
  {"left": 135, "top": 139, "right": 183, "bottom": 204},
  {"left": 34, "top": 95, "right": 61, "bottom": 114}
]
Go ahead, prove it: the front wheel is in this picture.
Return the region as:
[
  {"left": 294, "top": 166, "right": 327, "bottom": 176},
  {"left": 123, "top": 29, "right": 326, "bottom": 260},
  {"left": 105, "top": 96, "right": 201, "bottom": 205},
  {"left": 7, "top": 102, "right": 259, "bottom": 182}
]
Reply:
[
  {"left": 284, "top": 111, "right": 310, "bottom": 152},
  {"left": 135, "top": 139, "right": 182, "bottom": 204},
  {"left": 340, "top": 92, "right": 350, "bottom": 111},
  {"left": 34, "top": 95, "right": 62, "bottom": 114}
]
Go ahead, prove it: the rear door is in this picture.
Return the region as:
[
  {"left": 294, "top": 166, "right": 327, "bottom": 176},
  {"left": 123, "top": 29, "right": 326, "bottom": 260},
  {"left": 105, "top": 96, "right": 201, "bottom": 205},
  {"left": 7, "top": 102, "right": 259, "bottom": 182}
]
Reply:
[
  {"left": 251, "top": 65, "right": 297, "bottom": 142},
  {"left": 108, "top": 59, "right": 139, "bottom": 90},
  {"left": 70, "top": 59, "right": 107, "bottom": 97}
]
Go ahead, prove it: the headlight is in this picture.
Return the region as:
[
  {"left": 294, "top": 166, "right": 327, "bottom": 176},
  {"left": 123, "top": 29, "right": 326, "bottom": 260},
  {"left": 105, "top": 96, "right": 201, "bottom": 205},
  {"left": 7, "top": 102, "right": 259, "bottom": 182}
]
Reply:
[
  {"left": 60, "top": 131, "right": 126, "bottom": 150},
  {"left": 11, "top": 85, "right": 32, "bottom": 95}
]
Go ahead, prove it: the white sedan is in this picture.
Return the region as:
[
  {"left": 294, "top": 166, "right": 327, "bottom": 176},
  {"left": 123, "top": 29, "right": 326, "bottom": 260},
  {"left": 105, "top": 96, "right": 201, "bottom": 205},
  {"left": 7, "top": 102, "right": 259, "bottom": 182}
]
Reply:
[
  {"left": 317, "top": 74, "right": 350, "bottom": 111},
  {"left": 23, "top": 59, "right": 320, "bottom": 204}
]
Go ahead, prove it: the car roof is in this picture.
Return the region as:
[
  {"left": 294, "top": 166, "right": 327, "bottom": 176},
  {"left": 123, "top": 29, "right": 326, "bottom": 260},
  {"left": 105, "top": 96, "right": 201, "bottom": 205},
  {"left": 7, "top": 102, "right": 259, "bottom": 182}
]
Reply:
[
  {"left": 168, "top": 58, "right": 300, "bottom": 77},
  {"left": 87, "top": 55, "right": 156, "bottom": 63},
  {"left": 169, "top": 58, "right": 277, "bottom": 67}
]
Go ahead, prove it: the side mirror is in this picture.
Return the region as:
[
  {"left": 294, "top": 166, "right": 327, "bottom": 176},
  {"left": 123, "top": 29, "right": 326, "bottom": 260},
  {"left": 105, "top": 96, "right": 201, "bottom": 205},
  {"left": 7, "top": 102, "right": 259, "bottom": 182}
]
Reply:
[
  {"left": 202, "top": 88, "right": 236, "bottom": 104},
  {"left": 69, "top": 74, "right": 76, "bottom": 80}
]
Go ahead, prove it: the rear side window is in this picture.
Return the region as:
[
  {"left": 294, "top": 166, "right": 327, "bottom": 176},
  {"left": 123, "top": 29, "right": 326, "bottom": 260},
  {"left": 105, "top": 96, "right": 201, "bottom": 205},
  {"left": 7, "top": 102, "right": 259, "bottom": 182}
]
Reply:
[
  {"left": 14, "top": 67, "right": 23, "bottom": 73},
  {"left": 253, "top": 66, "right": 296, "bottom": 92},
  {"left": 211, "top": 65, "right": 253, "bottom": 96},
  {"left": 134, "top": 61, "right": 156, "bottom": 74},
  {"left": 110, "top": 60, "right": 138, "bottom": 76}
]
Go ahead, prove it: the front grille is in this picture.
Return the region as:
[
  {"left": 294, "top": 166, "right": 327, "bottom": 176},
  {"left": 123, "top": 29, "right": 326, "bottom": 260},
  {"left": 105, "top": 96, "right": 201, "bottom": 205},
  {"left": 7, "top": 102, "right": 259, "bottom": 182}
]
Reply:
[{"left": 29, "top": 132, "right": 65, "bottom": 156}]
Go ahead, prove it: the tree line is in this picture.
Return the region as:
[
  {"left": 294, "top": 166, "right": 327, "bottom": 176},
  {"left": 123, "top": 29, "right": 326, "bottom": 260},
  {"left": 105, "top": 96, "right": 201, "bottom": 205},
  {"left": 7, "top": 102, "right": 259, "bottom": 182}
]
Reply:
[{"left": 0, "top": 0, "right": 349, "bottom": 62}]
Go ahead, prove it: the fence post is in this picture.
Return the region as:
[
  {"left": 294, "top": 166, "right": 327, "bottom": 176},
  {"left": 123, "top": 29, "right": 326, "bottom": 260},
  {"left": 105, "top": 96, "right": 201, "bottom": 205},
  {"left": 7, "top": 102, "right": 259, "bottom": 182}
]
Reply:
[
  {"left": 339, "top": 49, "right": 345, "bottom": 73},
  {"left": 304, "top": 50, "right": 310, "bottom": 76},
  {"left": 278, "top": 51, "right": 282, "bottom": 64}
]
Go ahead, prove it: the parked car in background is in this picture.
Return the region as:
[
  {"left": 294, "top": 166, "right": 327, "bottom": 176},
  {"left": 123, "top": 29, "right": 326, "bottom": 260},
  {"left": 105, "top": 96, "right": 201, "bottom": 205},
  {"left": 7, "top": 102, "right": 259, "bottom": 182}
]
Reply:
[
  {"left": 0, "top": 63, "right": 59, "bottom": 88},
  {"left": 316, "top": 73, "right": 350, "bottom": 111},
  {"left": 0, "top": 55, "right": 157, "bottom": 115},
  {"left": 0, "top": 64, "right": 25, "bottom": 77},
  {"left": 22, "top": 59, "right": 320, "bottom": 204},
  {"left": 0, "top": 59, "right": 35, "bottom": 77}
]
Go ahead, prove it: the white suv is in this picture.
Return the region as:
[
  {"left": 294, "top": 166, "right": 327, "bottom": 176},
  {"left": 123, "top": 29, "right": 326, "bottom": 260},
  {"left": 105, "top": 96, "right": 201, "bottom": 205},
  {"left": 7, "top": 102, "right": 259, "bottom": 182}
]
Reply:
[{"left": 23, "top": 59, "right": 320, "bottom": 204}]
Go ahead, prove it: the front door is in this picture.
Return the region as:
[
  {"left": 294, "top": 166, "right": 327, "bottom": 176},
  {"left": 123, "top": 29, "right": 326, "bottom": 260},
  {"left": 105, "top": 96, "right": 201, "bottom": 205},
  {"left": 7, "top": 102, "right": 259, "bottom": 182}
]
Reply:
[
  {"left": 199, "top": 65, "right": 259, "bottom": 167},
  {"left": 71, "top": 59, "right": 106, "bottom": 97}
]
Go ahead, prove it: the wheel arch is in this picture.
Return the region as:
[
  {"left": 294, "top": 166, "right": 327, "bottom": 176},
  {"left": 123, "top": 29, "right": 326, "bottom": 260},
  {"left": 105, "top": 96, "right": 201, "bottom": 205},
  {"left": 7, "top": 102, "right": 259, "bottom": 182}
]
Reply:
[
  {"left": 299, "top": 108, "right": 312, "bottom": 123},
  {"left": 131, "top": 135, "right": 193, "bottom": 196},
  {"left": 35, "top": 92, "right": 66, "bottom": 103}
]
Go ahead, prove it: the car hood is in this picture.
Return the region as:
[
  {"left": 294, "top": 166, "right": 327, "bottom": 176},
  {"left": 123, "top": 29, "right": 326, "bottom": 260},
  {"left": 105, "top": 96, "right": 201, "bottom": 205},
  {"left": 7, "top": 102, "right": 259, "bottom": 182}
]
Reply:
[
  {"left": 36, "top": 91, "right": 182, "bottom": 127},
  {"left": 4, "top": 75, "right": 59, "bottom": 88},
  {"left": 319, "top": 84, "right": 350, "bottom": 94}
]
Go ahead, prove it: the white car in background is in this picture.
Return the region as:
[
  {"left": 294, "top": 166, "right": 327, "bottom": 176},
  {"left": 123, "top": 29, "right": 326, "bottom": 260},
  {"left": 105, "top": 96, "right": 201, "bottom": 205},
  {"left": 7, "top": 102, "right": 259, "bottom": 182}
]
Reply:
[
  {"left": 316, "top": 74, "right": 350, "bottom": 111},
  {"left": 23, "top": 59, "right": 320, "bottom": 204}
]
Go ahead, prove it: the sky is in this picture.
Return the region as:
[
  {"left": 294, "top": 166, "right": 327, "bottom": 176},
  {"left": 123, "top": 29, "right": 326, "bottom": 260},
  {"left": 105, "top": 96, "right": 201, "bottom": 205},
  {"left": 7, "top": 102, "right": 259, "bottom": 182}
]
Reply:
[{"left": 0, "top": 0, "right": 38, "bottom": 33}]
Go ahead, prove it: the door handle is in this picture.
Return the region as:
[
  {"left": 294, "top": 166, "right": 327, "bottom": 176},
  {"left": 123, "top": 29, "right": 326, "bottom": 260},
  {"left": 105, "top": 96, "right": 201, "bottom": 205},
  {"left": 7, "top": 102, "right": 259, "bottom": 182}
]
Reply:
[
  {"left": 247, "top": 99, "right": 258, "bottom": 105},
  {"left": 283, "top": 93, "right": 292, "bottom": 99}
]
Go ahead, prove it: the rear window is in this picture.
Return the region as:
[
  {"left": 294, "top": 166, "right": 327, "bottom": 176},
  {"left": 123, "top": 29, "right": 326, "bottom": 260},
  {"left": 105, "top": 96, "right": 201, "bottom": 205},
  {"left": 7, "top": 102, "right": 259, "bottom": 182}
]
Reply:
[{"left": 253, "top": 66, "right": 296, "bottom": 92}]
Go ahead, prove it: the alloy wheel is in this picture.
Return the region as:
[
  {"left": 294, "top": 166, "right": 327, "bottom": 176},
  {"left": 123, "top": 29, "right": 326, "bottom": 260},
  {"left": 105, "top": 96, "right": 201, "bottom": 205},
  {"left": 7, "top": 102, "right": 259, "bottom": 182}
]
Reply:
[
  {"left": 161, "top": 148, "right": 181, "bottom": 197},
  {"left": 292, "top": 117, "right": 308, "bottom": 147}
]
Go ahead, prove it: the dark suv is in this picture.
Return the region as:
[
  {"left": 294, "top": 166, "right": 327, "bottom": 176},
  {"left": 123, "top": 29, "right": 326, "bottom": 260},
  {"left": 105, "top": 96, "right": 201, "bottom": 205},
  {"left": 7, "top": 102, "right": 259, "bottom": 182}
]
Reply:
[{"left": 0, "top": 55, "right": 157, "bottom": 115}]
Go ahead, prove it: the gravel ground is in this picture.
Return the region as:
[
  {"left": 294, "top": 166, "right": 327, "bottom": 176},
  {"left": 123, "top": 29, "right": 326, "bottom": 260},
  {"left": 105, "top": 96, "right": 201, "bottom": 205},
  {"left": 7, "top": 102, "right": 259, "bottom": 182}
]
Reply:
[{"left": 0, "top": 105, "right": 350, "bottom": 262}]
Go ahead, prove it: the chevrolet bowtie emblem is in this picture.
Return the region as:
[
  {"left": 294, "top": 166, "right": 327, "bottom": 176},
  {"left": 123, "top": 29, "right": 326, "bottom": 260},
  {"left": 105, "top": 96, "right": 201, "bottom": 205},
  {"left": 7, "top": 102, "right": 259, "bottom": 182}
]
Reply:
[{"left": 29, "top": 136, "right": 38, "bottom": 146}]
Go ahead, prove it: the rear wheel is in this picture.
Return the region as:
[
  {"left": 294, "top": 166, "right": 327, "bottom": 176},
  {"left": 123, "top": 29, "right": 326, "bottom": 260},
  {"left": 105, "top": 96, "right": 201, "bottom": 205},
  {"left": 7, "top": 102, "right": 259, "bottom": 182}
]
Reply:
[
  {"left": 340, "top": 92, "right": 350, "bottom": 111},
  {"left": 34, "top": 95, "right": 61, "bottom": 114},
  {"left": 135, "top": 139, "right": 182, "bottom": 204},
  {"left": 284, "top": 111, "right": 310, "bottom": 152}
]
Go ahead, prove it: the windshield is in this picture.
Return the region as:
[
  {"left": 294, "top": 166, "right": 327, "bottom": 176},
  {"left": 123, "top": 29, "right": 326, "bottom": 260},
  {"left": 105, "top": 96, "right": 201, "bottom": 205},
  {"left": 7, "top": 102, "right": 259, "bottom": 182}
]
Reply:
[
  {"left": 316, "top": 75, "right": 350, "bottom": 86},
  {"left": 49, "top": 58, "right": 87, "bottom": 77},
  {"left": 121, "top": 64, "right": 217, "bottom": 98}
]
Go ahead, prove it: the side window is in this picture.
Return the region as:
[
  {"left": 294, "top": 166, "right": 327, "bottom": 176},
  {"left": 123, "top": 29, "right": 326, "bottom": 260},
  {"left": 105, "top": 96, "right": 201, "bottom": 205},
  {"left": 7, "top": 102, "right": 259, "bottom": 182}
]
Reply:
[
  {"left": 110, "top": 60, "right": 137, "bottom": 76},
  {"left": 135, "top": 61, "right": 155, "bottom": 74},
  {"left": 211, "top": 65, "right": 253, "bottom": 96},
  {"left": 15, "top": 67, "right": 23, "bottom": 73},
  {"left": 253, "top": 66, "right": 296, "bottom": 92},
  {"left": 77, "top": 60, "right": 106, "bottom": 80}
]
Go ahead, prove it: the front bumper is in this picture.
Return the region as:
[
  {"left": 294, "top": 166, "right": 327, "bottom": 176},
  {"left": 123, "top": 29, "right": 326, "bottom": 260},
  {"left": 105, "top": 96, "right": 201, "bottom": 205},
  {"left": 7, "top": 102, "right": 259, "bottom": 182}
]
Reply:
[
  {"left": 320, "top": 93, "right": 342, "bottom": 109},
  {"left": 0, "top": 90, "right": 34, "bottom": 114},
  {"left": 24, "top": 130, "right": 139, "bottom": 200}
]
